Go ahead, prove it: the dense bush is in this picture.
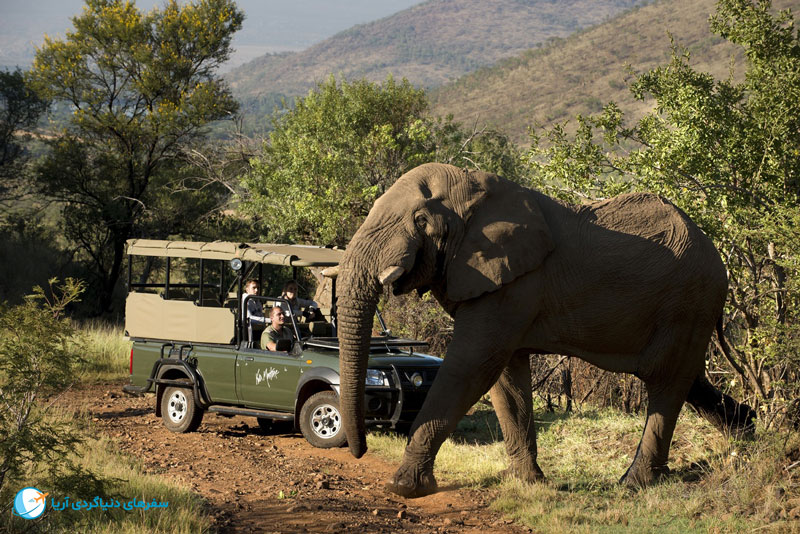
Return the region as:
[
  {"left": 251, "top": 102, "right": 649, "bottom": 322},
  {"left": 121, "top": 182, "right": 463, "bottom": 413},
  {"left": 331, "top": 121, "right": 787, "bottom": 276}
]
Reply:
[
  {"left": 0, "top": 279, "right": 85, "bottom": 495},
  {"left": 378, "top": 292, "right": 454, "bottom": 357}
]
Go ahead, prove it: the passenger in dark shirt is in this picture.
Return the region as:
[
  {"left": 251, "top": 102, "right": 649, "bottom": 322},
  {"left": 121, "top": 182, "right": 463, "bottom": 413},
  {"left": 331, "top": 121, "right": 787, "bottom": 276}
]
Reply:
[{"left": 243, "top": 279, "right": 266, "bottom": 327}]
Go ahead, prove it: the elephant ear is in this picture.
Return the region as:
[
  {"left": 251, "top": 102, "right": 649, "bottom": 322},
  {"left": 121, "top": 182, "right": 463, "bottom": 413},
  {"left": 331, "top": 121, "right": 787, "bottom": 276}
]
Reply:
[{"left": 446, "top": 173, "right": 554, "bottom": 302}]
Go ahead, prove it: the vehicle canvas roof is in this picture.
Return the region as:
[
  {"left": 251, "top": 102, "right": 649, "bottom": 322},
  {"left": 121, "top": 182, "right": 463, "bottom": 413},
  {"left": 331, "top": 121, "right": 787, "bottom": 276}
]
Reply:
[{"left": 126, "top": 239, "right": 344, "bottom": 267}]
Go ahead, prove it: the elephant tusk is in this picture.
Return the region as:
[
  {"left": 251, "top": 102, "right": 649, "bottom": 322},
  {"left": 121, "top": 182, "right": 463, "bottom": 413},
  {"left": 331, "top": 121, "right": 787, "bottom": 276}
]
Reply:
[
  {"left": 378, "top": 266, "right": 404, "bottom": 286},
  {"left": 321, "top": 265, "right": 340, "bottom": 278}
]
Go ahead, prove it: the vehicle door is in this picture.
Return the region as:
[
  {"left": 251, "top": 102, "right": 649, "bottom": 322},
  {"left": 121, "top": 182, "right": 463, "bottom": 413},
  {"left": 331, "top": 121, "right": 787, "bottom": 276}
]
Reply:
[
  {"left": 189, "top": 345, "right": 238, "bottom": 404},
  {"left": 235, "top": 345, "right": 303, "bottom": 410}
]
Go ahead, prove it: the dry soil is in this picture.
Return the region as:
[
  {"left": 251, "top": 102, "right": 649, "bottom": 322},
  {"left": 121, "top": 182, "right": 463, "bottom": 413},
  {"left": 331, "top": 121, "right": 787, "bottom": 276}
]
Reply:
[{"left": 63, "top": 382, "right": 530, "bottom": 534}]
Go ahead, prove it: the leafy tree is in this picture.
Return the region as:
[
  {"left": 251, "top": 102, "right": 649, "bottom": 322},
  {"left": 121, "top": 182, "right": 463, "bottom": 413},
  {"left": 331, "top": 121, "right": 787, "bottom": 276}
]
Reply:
[
  {"left": 27, "top": 0, "right": 243, "bottom": 314},
  {"left": 0, "top": 69, "right": 48, "bottom": 205},
  {"left": 527, "top": 0, "right": 800, "bottom": 423},
  {"left": 243, "top": 75, "right": 429, "bottom": 245},
  {"left": 243, "top": 75, "right": 522, "bottom": 245}
]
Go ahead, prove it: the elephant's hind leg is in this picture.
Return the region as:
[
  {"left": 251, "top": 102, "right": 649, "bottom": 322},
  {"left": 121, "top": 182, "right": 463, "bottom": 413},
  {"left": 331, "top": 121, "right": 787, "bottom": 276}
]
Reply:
[
  {"left": 490, "top": 350, "right": 545, "bottom": 484},
  {"left": 620, "top": 378, "right": 692, "bottom": 487},
  {"left": 620, "top": 326, "right": 707, "bottom": 487}
]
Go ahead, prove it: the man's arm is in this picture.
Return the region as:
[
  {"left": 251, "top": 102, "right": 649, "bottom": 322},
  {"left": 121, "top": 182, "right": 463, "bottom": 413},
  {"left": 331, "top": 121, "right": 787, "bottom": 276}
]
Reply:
[
  {"left": 262, "top": 328, "right": 277, "bottom": 351},
  {"left": 264, "top": 329, "right": 290, "bottom": 352},
  {"left": 298, "top": 297, "right": 319, "bottom": 309},
  {"left": 247, "top": 299, "right": 268, "bottom": 325}
]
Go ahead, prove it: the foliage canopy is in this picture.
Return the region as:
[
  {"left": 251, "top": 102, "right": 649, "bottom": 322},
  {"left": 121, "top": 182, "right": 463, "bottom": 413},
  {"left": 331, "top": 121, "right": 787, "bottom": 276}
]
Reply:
[
  {"left": 243, "top": 75, "right": 523, "bottom": 246},
  {"left": 0, "top": 69, "right": 48, "bottom": 205},
  {"left": 27, "top": 0, "right": 243, "bottom": 313},
  {"left": 527, "top": 0, "right": 800, "bottom": 422}
]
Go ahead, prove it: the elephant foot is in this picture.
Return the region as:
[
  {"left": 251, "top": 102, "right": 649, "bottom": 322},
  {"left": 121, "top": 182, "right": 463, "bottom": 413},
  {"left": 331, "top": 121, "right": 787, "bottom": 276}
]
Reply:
[
  {"left": 385, "top": 464, "right": 437, "bottom": 498},
  {"left": 501, "top": 463, "right": 546, "bottom": 485},
  {"left": 619, "top": 462, "right": 670, "bottom": 488}
]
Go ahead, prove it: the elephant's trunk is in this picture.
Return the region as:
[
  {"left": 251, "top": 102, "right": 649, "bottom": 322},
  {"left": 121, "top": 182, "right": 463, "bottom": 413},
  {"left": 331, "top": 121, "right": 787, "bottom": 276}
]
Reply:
[{"left": 337, "top": 253, "right": 381, "bottom": 458}]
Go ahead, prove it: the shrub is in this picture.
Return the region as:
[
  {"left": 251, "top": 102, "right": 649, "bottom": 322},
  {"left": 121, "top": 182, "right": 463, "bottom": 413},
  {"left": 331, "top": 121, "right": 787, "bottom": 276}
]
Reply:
[{"left": 0, "top": 279, "right": 85, "bottom": 494}]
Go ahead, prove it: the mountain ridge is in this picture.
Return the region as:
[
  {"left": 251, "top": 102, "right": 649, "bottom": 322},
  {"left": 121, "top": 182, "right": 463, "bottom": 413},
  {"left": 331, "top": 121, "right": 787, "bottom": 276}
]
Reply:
[
  {"left": 429, "top": 0, "right": 799, "bottom": 143},
  {"left": 226, "top": 0, "right": 650, "bottom": 99}
]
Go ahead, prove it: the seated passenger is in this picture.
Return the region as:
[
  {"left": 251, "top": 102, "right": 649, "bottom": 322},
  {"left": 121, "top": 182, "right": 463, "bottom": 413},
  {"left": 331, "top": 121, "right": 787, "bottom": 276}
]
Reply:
[
  {"left": 262, "top": 306, "right": 294, "bottom": 351},
  {"left": 279, "top": 279, "right": 320, "bottom": 322},
  {"left": 242, "top": 279, "right": 267, "bottom": 326}
]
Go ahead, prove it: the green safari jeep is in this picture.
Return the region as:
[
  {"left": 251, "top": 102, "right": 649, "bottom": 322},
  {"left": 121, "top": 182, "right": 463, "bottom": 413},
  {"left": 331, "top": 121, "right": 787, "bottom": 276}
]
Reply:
[{"left": 122, "top": 239, "right": 442, "bottom": 448}]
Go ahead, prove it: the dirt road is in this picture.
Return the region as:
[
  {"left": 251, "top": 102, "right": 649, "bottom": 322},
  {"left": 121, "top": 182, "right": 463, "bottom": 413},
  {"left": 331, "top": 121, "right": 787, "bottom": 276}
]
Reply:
[{"left": 70, "top": 383, "right": 529, "bottom": 533}]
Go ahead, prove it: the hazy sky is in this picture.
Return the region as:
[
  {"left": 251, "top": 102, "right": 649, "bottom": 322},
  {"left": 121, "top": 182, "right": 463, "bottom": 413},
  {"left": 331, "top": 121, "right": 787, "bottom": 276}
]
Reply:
[{"left": 0, "top": 0, "right": 423, "bottom": 69}]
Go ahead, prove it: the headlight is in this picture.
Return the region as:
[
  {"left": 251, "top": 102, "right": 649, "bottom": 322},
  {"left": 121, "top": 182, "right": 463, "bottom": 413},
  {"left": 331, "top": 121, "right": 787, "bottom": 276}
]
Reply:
[
  {"left": 410, "top": 372, "right": 424, "bottom": 387},
  {"left": 365, "top": 369, "right": 388, "bottom": 386}
]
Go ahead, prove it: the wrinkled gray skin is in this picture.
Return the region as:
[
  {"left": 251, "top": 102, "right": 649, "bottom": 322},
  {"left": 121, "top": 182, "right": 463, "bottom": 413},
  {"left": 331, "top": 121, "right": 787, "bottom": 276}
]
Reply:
[{"left": 337, "top": 162, "right": 734, "bottom": 498}]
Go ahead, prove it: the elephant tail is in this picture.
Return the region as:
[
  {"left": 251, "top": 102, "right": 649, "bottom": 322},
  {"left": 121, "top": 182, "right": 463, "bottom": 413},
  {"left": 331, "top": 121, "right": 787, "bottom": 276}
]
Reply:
[{"left": 685, "top": 318, "right": 756, "bottom": 437}]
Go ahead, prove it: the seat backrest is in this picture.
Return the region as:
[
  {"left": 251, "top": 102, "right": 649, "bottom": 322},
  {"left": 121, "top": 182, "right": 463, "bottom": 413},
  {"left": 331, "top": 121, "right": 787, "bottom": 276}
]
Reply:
[
  {"left": 308, "top": 321, "right": 333, "bottom": 337},
  {"left": 160, "top": 288, "right": 193, "bottom": 301},
  {"left": 197, "top": 288, "right": 222, "bottom": 307}
]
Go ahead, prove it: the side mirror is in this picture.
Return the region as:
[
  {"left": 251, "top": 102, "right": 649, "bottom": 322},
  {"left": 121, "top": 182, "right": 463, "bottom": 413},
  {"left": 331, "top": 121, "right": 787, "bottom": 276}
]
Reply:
[{"left": 275, "top": 339, "right": 293, "bottom": 352}]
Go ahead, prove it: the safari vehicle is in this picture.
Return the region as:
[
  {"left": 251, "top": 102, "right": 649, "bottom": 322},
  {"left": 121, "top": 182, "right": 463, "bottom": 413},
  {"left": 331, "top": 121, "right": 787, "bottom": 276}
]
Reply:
[{"left": 122, "top": 239, "right": 441, "bottom": 448}]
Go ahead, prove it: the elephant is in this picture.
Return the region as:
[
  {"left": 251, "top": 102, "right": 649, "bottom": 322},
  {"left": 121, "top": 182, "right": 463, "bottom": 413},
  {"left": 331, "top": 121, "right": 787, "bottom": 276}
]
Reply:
[{"left": 335, "top": 162, "right": 755, "bottom": 498}]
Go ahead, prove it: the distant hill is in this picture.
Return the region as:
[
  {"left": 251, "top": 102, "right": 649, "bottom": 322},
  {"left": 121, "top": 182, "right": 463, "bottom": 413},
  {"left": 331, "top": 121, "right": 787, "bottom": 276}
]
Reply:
[
  {"left": 0, "top": 0, "right": 421, "bottom": 71},
  {"left": 226, "top": 0, "right": 651, "bottom": 102},
  {"left": 430, "top": 0, "right": 800, "bottom": 143}
]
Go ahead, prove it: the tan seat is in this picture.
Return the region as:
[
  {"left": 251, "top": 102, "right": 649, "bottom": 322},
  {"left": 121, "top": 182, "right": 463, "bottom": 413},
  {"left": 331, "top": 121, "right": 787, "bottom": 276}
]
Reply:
[
  {"left": 308, "top": 321, "right": 333, "bottom": 337},
  {"left": 197, "top": 288, "right": 222, "bottom": 307}
]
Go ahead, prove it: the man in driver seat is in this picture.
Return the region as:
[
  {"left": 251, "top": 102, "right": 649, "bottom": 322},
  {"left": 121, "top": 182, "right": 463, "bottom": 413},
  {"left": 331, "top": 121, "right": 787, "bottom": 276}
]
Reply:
[{"left": 262, "top": 306, "right": 294, "bottom": 351}]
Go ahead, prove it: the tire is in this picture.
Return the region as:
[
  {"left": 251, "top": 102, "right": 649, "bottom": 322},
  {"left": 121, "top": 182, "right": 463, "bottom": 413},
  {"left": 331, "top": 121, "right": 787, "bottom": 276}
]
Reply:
[
  {"left": 161, "top": 382, "right": 204, "bottom": 433},
  {"left": 298, "top": 391, "right": 347, "bottom": 448}
]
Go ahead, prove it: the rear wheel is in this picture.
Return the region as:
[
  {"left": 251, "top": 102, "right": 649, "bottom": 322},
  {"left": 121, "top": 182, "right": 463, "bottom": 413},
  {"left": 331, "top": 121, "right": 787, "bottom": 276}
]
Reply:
[
  {"left": 161, "top": 382, "right": 204, "bottom": 433},
  {"left": 299, "top": 391, "right": 347, "bottom": 448}
]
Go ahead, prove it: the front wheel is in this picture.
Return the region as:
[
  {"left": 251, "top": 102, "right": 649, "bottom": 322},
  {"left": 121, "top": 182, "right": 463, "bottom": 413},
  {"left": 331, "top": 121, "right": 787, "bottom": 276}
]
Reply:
[
  {"left": 298, "top": 391, "right": 347, "bottom": 448},
  {"left": 161, "top": 383, "right": 203, "bottom": 433}
]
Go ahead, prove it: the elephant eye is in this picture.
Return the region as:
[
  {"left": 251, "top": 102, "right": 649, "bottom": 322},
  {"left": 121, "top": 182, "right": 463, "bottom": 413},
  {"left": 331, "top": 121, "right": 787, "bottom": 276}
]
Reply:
[{"left": 414, "top": 215, "right": 427, "bottom": 229}]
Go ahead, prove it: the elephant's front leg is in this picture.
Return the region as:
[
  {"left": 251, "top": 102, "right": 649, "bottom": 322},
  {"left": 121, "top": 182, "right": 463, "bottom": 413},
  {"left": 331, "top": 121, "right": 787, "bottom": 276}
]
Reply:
[
  {"left": 490, "top": 350, "right": 545, "bottom": 484},
  {"left": 385, "top": 294, "right": 535, "bottom": 498}
]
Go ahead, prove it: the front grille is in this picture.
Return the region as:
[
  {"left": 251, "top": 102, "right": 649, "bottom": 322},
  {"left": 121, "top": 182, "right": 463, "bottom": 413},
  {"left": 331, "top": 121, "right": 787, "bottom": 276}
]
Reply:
[
  {"left": 392, "top": 366, "right": 438, "bottom": 419},
  {"left": 395, "top": 367, "right": 438, "bottom": 387},
  {"left": 399, "top": 389, "right": 430, "bottom": 413},
  {"left": 364, "top": 391, "right": 396, "bottom": 419}
]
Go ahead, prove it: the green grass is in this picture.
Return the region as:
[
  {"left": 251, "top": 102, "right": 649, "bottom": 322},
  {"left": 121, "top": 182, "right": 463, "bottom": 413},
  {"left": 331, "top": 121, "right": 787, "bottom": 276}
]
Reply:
[
  {"left": 2, "top": 324, "right": 209, "bottom": 533},
  {"left": 3, "top": 409, "right": 211, "bottom": 534},
  {"left": 66, "top": 435, "right": 211, "bottom": 533},
  {"left": 368, "top": 403, "right": 800, "bottom": 533},
  {"left": 74, "top": 321, "right": 131, "bottom": 382}
]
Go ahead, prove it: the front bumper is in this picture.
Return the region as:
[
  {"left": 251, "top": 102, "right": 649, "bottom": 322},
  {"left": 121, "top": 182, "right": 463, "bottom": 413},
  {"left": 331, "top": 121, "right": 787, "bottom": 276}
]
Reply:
[{"left": 364, "top": 364, "right": 438, "bottom": 427}]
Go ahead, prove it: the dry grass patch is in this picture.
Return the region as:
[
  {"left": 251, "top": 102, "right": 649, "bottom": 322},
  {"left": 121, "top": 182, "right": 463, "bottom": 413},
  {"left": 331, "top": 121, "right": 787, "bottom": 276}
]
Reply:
[{"left": 368, "top": 403, "right": 800, "bottom": 533}]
